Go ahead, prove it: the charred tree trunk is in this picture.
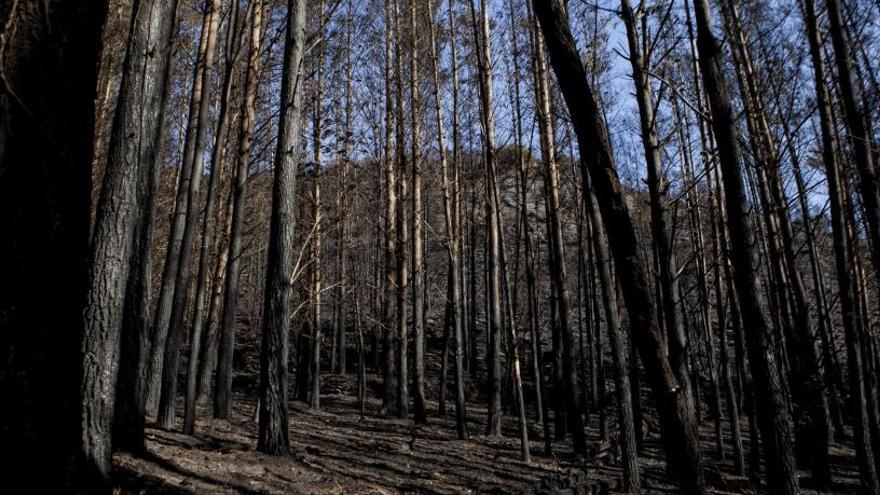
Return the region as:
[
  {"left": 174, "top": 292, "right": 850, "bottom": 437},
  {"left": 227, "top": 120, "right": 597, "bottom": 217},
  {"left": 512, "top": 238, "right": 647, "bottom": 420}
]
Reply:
[
  {"left": 146, "top": 1, "right": 216, "bottom": 415},
  {"left": 532, "top": 0, "right": 706, "bottom": 491},
  {"left": 691, "top": 0, "right": 798, "bottom": 492},
  {"left": 256, "top": 0, "right": 307, "bottom": 456},
  {"left": 393, "top": 0, "right": 409, "bottom": 419},
  {"left": 310, "top": 0, "right": 325, "bottom": 412},
  {"left": 718, "top": 1, "right": 829, "bottom": 480},
  {"left": 410, "top": 0, "right": 427, "bottom": 425},
  {"left": 183, "top": 0, "right": 242, "bottom": 435},
  {"left": 806, "top": 0, "right": 880, "bottom": 489},
  {"left": 619, "top": 0, "right": 695, "bottom": 421},
  {"left": 468, "top": 0, "right": 505, "bottom": 439},
  {"left": 0, "top": 0, "right": 105, "bottom": 489},
  {"left": 214, "top": 0, "right": 266, "bottom": 420},
  {"left": 110, "top": 0, "right": 180, "bottom": 455},
  {"left": 381, "top": 0, "right": 400, "bottom": 416},
  {"left": 528, "top": 11, "right": 586, "bottom": 456},
  {"left": 825, "top": 0, "right": 880, "bottom": 286},
  {"left": 428, "top": 0, "right": 467, "bottom": 438},
  {"left": 588, "top": 189, "right": 642, "bottom": 491}
]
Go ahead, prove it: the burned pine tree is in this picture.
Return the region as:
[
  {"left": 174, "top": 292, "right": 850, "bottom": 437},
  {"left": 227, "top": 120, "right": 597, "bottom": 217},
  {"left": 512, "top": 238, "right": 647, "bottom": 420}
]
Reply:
[
  {"left": 257, "top": 0, "right": 308, "bottom": 455},
  {"left": 0, "top": 0, "right": 105, "bottom": 489},
  {"left": 531, "top": 0, "right": 706, "bottom": 491}
]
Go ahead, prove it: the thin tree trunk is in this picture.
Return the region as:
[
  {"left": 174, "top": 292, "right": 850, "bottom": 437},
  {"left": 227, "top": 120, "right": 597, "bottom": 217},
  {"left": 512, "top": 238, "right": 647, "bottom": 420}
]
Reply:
[
  {"left": 0, "top": 2, "right": 105, "bottom": 489},
  {"left": 112, "top": 0, "right": 180, "bottom": 454},
  {"left": 719, "top": 1, "right": 829, "bottom": 480},
  {"left": 309, "top": 0, "right": 326, "bottom": 412},
  {"left": 334, "top": 1, "right": 355, "bottom": 376},
  {"left": 214, "top": 0, "right": 266, "bottom": 420},
  {"left": 620, "top": 0, "right": 695, "bottom": 421},
  {"left": 468, "top": 0, "right": 505, "bottom": 439},
  {"left": 183, "top": 0, "right": 242, "bottom": 435},
  {"left": 527, "top": 11, "right": 585, "bottom": 455},
  {"left": 146, "top": 1, "right": 215, "bottom": 415},
  {"left": 393, "top": 0, "right": 410, "bottom": 419},
  {"left": 588, "top": 188, "right": 642, "bottom": 491},
  {"left": 805, "top": 2, "right": 880, "bottom": 489},
  {"left": 410, "top": 0, "right": 427, "bottom": 425},
  {"left": 428, "top": 0, "right": 467, "bottom": 438},
  {"left": 381, "top": 0, "right": 400, "bottom": 417},
  {"left": 825, "top": 0, "right": 880, "bottom": 286}
]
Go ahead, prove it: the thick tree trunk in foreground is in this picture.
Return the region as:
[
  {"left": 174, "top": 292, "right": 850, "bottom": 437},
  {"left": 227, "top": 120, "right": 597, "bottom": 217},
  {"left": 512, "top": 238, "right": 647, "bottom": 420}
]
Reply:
[
  {"left": 532, "top": 1, "right": 706, "bottom": 492},
  {"left": 410, "top": 0, "right": 427, "bottom": 425},
  {"left": 257, "top": 0, "right": 307, "bottom": 456},
  {"left": 0, "top": 1, "right": 104, "bottom": 489}
]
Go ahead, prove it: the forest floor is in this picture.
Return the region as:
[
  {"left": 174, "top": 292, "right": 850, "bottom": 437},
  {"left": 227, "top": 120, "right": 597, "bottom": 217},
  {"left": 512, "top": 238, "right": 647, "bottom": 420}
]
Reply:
[{"left": 112, "top": 368, "right": 864, "bottom": 494}]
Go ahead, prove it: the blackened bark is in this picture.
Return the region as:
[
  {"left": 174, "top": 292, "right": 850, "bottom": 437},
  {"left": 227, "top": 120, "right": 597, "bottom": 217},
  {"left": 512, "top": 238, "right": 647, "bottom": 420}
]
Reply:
[
  {"left": 113, "top": 0, "right": 181, "bottom": 452},
  {"left": 824, "top": 0, "right": 880, "bottom": 288},
  {"left": 215, "top": 0, "right": 266, "bottom": 420},
  {"left": 619, "top": 0, "right": 695, "bottom": 420},
  {"left": 410, "top": 0, "right": 427, "bottom": 425},
  {"left": 718, "top": 1, "right": 829, "bottom": 480},
  {"left": 691, "top": 0, "right": 798, "bottom": 492},
  {"left": 529, "top": 14, "right": 585, "bottom": 455},
  {"left": 381, "top": 0, "right": 399, "bottom": 416},
  {"left": 145, "top": 4, "right": 213, "bottom": 414},
  {"left": 257, "top": 0, "right": 307, "bottom": 456},
  {"left": 532, "top": 0, "right": 705, "bottom": 491},
  {"left": 309, "top": 0, "right": 325, "bottom": 413},
  {"left": 157, "top": 0, "right": 222, "bottom": 430},
  {"left": 806, "top": 0, "right": 880, "bottom": 490},
  {"left": 393, "top": 0, "right": 409, "bottom": 420},
  {"left": 468, "top": 0, "right": 504, "bottom": 438},
  {"left": 586, "top": 191, "right": 641, "bottom": 491},
  {"left": 183, "top": 0, "right": 241, "bottom": 435},
  {"left": 0, "top": 1, "right": 104, "bottom": 489}
]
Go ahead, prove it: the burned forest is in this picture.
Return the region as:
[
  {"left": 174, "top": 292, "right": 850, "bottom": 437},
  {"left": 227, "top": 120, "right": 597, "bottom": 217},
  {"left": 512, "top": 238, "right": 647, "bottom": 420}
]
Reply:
[{"left": 3, "top": 0, "right": 880, "bottom": 493}]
